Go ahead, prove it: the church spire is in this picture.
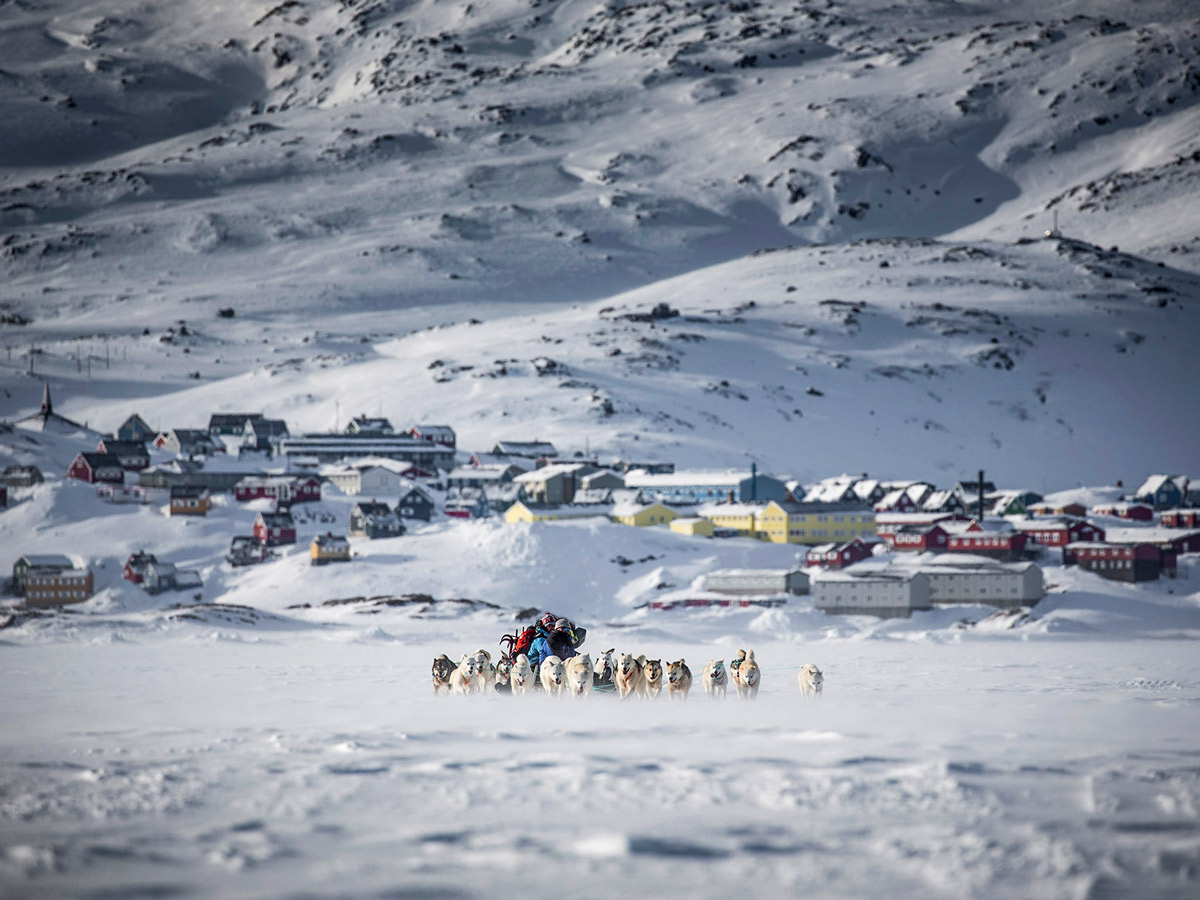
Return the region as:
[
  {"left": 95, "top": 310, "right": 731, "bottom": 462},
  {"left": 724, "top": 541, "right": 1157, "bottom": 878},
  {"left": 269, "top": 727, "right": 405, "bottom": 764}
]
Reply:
[{"left": 40, "top": 381, "right": 52, "bottom": 417}]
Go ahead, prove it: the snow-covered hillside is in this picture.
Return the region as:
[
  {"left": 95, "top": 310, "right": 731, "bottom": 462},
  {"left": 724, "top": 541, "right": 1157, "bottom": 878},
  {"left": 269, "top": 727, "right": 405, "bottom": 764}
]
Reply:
[{"left": 2, "top": 0, "right": 1199, "bottom": 484}]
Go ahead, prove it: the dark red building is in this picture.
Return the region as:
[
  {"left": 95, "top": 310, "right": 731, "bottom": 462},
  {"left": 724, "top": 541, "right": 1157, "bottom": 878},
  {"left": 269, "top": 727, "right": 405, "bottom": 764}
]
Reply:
[
  {"left": 946, "top": 526, "right": 1029, "bottom": 561},
  {"left": 1092, "top": 503, "right": 1155, "bottom": 522},
  {"left": 1064, "top": 542, "right": 1176, "bottom": 582},
  {"left": 67, "top": 452, "right": 125, "bottom": 485},
  {"left": 1161, "top": 509, "right": 1200, "bottom": 529},
  {"left": 253, "top": 511, "right": 297, "bottom": 546},
  {"left": 885, "top": 523, "right": 949, "bottom": 552},
  {"left": 235, "top": 475, "right": 322, "bottom": 505},
  {"left": 123, "top": 551, "right": 157, "bottom": 584},
  {"left": 1013, "top": 518, "right": 1105, "bottom": 548},
  {"left": 806, "top": 537, "right": 878, "bottom": 568}
]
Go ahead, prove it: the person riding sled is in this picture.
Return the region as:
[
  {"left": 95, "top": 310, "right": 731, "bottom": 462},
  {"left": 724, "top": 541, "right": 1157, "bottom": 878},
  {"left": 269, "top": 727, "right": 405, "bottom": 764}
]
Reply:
[{"left": 525, "top": 615, "right": 584, "bottom": 672}]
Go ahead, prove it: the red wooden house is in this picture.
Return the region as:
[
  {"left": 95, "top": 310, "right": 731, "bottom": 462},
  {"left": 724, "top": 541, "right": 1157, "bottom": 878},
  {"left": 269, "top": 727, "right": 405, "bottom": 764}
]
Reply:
[
  {"left": 123, "top": 551, "right": 157, "bottom": 584},
  {"left": 886, "top": 523, "right": 950, "bottom": 552},
  {"left": 68, "top": 452, "right": 125, "bottom": 485},
  {"left": 1012, "top": 518, "right": 1105, "bottom": 548},
  {"left": 253, "top": 511, "right": 297, "bottom": 546},
  {"left": 946, "top": 523, "right": 1029, "bottom": 561},
  {"left": 1166, "top": 531, "right": 1200, "bottom": 554},
  {"left": 410, "top": 424, "right": 456, "bottom": 449},
  {"left": 1092, "top": 502, "right": 1154, "bottom": 522},
  {"left": 1064, "top": 542, "right": 1176, "bottom": 582},
  {"left": 806, "top": 537, "right": 878, "bottom": 568},
  {"left": 234, "top": 475, "right": 322, "bottom": 505},
  {"left": 1161, "top": 509, "right": 1200, "bottom": 529}
]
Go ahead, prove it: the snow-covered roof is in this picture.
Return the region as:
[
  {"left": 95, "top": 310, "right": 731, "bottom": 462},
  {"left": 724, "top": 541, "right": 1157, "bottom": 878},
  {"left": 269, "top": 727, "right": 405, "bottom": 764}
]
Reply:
[
  {"left": 493, "top": 440, "right": 558, "bottom": 458},
  {"left": 572, "top": 488, "right": 612, "bottom": 505},
  {"left": 874, "top": 511, "right": 963, "bottom": 527},
  {"left": 886, "top": 554, "right": 1038, "bottom": 575},
  {"left": 695, "top": 501, "right": 768, "bottom": 517},
  {"left": 812, "top": 567, "right": 921, "bottom": 584},
  {"left": 512, "top": 502, "right": 610, "bottom": 518},
  {"left": 940, "top": 519, "right": 1013, "bottom": 535},
  {"left": 513, "top": 462, "right": 590, "bottom": 482},
  {"left": 804, "top": 474, "right": 859, "bottom": 503},
  {"left": 1135, "top": 474, "right": 1188, "bottom": 497},
  {"left": 412, "top": 424, "right": 455, "bottom": 439},
  {"left": 625, "top": 469, "right": 753, "bottom": 487},
  {"left": 1102, "top": 526, "right": 1199, "bottom": 545},
  {"left": 19, "top": 554, "right": 75, "bottom": 569},
  {"left": 448, "top": 465, "right": 513, "bottom": 482}
]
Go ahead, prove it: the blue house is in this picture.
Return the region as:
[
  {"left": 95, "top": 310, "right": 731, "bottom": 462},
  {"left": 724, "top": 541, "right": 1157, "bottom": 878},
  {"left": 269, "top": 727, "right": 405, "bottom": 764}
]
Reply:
[
  {"left": 116, "top": 413, "right": 155, "bottom": 443},
  {"left": 1134, "top": 475, "right": 1189, "bottom": 510}
]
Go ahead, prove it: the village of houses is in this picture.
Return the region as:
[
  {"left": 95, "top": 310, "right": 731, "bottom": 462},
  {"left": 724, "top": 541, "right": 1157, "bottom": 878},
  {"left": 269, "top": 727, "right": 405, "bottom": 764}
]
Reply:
[{"left": 4, "top": 384, "right": 1199, "bottom": 620}]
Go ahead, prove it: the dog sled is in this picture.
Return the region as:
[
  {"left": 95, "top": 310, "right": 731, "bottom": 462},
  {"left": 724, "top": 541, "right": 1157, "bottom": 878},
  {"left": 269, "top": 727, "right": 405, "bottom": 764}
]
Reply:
[{"left": 495, "top": 617, "right": 616, "bottom": 694}]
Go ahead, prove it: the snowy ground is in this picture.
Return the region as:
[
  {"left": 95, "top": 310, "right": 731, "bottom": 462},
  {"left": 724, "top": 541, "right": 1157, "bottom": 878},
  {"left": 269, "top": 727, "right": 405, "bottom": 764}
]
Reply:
[{"left": 2, "top": 625, "right": 1198, "bottom": 900}]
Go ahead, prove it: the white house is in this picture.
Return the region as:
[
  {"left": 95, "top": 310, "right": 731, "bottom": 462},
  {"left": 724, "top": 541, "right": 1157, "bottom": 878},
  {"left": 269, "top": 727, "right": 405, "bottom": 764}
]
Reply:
[
  {"left": 916, "top": 557, "right": 1044, "bottom": 608},
  {"left": 322, "top": 458, "right": 425, "bottom": 496},
  {"left": 702, "top": 569, "right": 809, "bottom": 596},
  {"left": 812, "top": 569, "right": 932, "bottom": 618}
]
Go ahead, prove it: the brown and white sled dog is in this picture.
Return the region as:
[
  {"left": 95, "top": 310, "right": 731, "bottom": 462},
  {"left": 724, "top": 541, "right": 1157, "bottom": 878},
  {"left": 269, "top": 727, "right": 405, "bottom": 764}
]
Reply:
[
  {"left": 732, "top": 649, "right": 760, "bottom": 700},
  {"left": 593, "top": 648, "right": 616, "bottom": 689},
  {"left": 539, "top": 655, "right": 567, "bottom": 696},
  {"left": 642, "top": 658, "right": 664, "bottom": 699},
  {"left": 701, "top": 659, "right": 727, "bottom": 698},
  {"left": 509, "top": 654, "right": 534, "bottom": 696},
  {"left": 615, "top": 652, "right": 645, "bottom": 699},
  {"left": 564, "top": 653, "right": 594, "bottom": 699},
  {"left": 666, "top": 659, "right": 693, "bottom": 700},
  {"left": 448, "top": 653, "right": 479, "bottom": 695},
  {"left": 432, "top": 654, "right": 456, "bottom": 694},
  {"left": 797, "top": 663, "right": 824, "bottom": 697}
]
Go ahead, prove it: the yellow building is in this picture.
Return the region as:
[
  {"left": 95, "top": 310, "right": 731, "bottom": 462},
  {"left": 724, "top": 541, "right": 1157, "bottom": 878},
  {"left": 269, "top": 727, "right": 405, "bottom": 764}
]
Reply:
[
  {"left": 670, "top": 517, "right": 715, "bottom": 538},
  {"left": 168, "top": 486, "right": 211, "bottom": 516},
  {"left": 310, "top": 533, "right": 351, "bottom": 565},
  {"left": 504, "top": 501, "right": 611, "bottom": 524},
  {"left": 697, "top": 502, "right": 765, "bottom": 537},
  {"left": 754, "top": 500, "right": 877, "bottom": 545},
  {"left": 610, "top": 502, "right": 679, "bottom": 527}
]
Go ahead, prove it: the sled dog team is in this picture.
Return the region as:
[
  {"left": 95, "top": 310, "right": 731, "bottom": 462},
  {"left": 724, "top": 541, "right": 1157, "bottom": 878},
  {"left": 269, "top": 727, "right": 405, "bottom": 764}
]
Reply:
[{"left": 432, "top": 648, "right": 823, "bottom": 700}]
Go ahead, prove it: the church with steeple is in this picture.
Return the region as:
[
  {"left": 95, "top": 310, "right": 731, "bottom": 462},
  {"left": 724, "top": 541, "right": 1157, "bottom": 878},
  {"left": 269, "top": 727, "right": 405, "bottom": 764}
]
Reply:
[{"left": 15, "top": 382, "right": 94, "bottom": 434}]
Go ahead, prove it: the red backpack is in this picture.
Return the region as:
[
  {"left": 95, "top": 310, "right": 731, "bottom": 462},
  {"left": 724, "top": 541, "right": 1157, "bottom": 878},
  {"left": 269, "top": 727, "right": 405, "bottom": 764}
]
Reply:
[{"left": 500, "top": 625, "right": 537, "bottom": 662}]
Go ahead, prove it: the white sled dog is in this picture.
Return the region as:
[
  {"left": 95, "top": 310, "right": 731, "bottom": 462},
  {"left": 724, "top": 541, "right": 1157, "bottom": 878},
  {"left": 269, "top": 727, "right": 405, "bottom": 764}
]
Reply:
[
  {"left": 509, "top": 654, "right": 534, "bottom": 696},
  {"left": 564, "top": 653, "right": 594, "bottom": 698},
  {"left": 797, "top": 663, "right": 824, "bottom": 697},
  {"left": 615, "top": 652, "right": 645, "bottom": 699},
  {"left": 448, "top": 653, "right": 478, "bottom": 696},
  {"left": 539, "top": 655, "right": 567, "bottom": 696},
  {"left": 701, "top": 659, "right": 727, "bottom": 698},
  {"left": 666, "top": 659, "right": 693, "bottom": 700},
  {"left": 732, "top": 649, "right": 760, "bottom": 700},
  {"left": 472, "top": 649, "right": 496, "bottom": 691},
  {"left": 642, "top": 658, "right": 664, "bottom": 699}
]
